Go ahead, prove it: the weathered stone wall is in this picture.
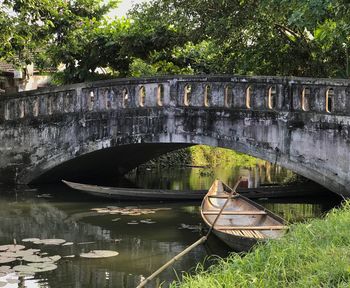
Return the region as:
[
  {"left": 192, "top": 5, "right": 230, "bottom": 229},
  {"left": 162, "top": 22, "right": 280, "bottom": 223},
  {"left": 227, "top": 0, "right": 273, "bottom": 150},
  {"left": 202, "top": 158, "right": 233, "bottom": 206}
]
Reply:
[{"left": 0, "top": 76, "right": 349, "bottom": 196}]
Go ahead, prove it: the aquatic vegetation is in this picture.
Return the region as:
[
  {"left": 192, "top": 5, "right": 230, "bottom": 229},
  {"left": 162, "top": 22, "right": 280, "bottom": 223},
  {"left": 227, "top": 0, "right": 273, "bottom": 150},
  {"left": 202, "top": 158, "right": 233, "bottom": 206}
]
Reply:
[
  {"left": 91, "top": 206, "right": 171, "bottom": 216},
  {"left": 0, "top": 237, "right": 120, "bottom": 284},
  {"left": 171, "top": 201, "right": 350, "bottom": 288},
  {"left": 80, "top": 250, "right": 119, "bottom": 259}
]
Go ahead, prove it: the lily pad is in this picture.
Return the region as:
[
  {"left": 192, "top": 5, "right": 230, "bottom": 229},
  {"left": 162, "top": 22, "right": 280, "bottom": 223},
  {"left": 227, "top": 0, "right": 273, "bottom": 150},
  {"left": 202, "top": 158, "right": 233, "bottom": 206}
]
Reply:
[
  {"left": 1, "top": 249, "right": 40, "bottom": 259},
  {"left": 28, "top": 262, "right": 56, "bottom": 269},
  {"left": 13, "top": 263, "right": 57, "bottom": 273},
  {"left": 0, "top": 266, "right": 12, "bottom": 273},
  {"left": 80, "top": 250, "right": 119, "bottom": 259},
  {"left": 22, "top": 238, "right": 41, "bottom": 243},
  {"left": 0, "top": 281, "right": 7, "bottom": 287},
  {"left": 0, "top": 245, "right": 25, "bottom": 252},
  {"left": 140, "top": 220, "right": 156, "bottom": 224},
  {"left": 48, "top": 255, "right": 61, "bottom": 262},
  {"left": 34, "top": 239, "right": 66, "bottom": 245},
  {"left": 63, "top": 255, "right": 75, "bottom": 258},
  {"left": 17, "top": 272, "right": 34, "bottom": 277},
  {"left": 6, "top": 278, "right": 20, "bottom": 284},
  {"left": 22, "top": 254, "right": 61, "bottom": 263},
  {"left": 77, "top": 242, "right": 95, "bottom": 245},
  {"left": 0, "top": 257, "right": 16, "bottom": 264},
  {"left": 62, "top": 242, "right": 74, "bottom": 246}
]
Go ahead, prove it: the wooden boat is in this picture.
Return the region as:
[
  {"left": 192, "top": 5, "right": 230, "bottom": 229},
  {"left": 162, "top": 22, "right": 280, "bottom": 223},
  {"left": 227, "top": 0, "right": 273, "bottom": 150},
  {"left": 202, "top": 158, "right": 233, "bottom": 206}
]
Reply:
[
  {"left": 201, "top": 180, "right": 287, "bottom": 251},
  {"left": 62, "top": 180, "right": 206, "bottom": 200},
  {"left": 62, "top": 180, "right": 329, "bottom": 201}
]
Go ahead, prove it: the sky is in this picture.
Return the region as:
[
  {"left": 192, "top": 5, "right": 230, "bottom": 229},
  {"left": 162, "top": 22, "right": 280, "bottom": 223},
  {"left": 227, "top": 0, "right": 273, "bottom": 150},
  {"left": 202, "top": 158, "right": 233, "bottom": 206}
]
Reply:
[{"left": 109, "top": 0, "right": 149, "bottom": 17}]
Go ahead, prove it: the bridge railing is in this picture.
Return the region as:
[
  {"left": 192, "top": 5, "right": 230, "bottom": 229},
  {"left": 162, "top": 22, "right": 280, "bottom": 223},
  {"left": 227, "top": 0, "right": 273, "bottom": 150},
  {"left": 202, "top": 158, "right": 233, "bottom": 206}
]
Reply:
[{"left": 0, "top": 76, "right": 349, "bottom": 121}]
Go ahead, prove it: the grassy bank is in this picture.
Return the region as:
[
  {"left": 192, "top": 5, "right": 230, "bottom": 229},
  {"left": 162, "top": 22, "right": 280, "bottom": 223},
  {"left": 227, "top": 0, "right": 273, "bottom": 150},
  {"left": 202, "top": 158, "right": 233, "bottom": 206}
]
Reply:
[
  {"left": 170, "top": 201, "right": 350, "bottom": 288},
  {"left": 144, "top": 145, "right": 261, "bottom": 168}
]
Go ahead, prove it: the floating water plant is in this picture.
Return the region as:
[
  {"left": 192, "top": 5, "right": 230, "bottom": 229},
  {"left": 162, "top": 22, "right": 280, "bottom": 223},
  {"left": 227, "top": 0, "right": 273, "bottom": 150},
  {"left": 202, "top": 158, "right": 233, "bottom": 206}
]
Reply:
[
  {"left": 0, "top": 257, "right": 16, "bottom": 264},
  {"left": 22, "top": 238, "right": 40, "bottom": 243},
  {"left": 0, "top": 245, "right": 25, "bottom": 252},
  {"left": 13, "top": 263, "right": 57, "bottom": 273},
  {"left": 32, "top": 239, "right": 66, "bottom": 245},
  {"left": 80, "top": 250, "right": 119, "bottom": 259},
  {"left": 22, "top": 255, "right": 61, "bottom": 263}
]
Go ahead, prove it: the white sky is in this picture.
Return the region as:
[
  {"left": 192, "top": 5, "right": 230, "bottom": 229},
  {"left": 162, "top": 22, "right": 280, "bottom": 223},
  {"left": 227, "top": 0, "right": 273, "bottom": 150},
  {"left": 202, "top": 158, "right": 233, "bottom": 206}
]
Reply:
[{"left": 109, "top": 0, "right": 149, "bottom": 17}]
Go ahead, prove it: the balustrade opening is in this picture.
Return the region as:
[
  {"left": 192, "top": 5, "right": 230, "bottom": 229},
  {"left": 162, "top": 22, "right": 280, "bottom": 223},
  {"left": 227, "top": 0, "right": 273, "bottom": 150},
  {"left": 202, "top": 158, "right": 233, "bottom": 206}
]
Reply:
[
  {"left": 204, "top": 85, "right": 211, "bottom": 107},
  {"left": 33, "top": 98, "right": 39, "bottom": 117},
  {"left": 246, "top": 86, "right": 252, "bottom": 109},
  {"left": 224, "top": 85, "right": 233, "bottom": 108},
  {"left": 139, "top": 86, "right": 146, "bottom": 107},
  {"left": 88, "top": 91, "right": 95, "bottom": 111},
  {"left": 19, "top": 100, "right": 25, "bottom": 118},
  {"left": 122, "top": 88, "right": 129, "bottom": 108},
  {"left": 268, "top": 86, "right": 277, "bottom": 109},
  {"left": 157, "top": 84, "right": 164, "bottom": 106},
  {"left": 184, "top": 84, "right": 192, "bottom": 106},
  {"left": 301, "top": 87, "right": 310, "bottom": 111},
  {"left": 326, "top": 88, "right": 334, "bottom": 113}
]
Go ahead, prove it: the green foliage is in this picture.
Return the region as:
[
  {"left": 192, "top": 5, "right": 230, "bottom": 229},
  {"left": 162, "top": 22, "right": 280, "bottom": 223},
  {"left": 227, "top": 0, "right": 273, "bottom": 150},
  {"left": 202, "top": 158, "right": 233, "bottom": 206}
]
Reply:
[
  {"left": 188, "top": 145, "right": 259, "bottom": 168},
  {"left": 171, "top": 201, "right": 350, "bottom": 287},
  {"left": 142, "top": 145, "right": 260, "bottom": 168},
  {"left": 2, "top": 0, "right": 349, "bottom": 83},
  {"left": 0, "top": 0, "right": 119, "bottom": 81},
  {"left": 131, "top": 0, "right": 350, "bottom": 78}
]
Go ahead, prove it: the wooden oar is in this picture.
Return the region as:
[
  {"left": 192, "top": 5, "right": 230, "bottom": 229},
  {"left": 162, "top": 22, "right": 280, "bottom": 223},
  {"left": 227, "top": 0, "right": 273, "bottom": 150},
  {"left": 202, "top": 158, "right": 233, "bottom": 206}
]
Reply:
[{"left": 136, "top": 177, "right": 242, "bottom": 288}]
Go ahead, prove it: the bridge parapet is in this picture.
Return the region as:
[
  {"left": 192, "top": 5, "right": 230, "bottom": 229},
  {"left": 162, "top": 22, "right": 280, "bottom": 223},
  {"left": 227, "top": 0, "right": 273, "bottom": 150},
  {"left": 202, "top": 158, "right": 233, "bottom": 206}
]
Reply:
[{"left": 0, "top": 76, "right": 349, "bottom": 121}]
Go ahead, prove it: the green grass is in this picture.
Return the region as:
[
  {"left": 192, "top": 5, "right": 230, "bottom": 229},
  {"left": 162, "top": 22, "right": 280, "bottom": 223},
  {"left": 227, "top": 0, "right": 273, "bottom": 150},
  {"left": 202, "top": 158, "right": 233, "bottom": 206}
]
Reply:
[{"left": 170, "top": 201, "right": 350, "bottom": 288}]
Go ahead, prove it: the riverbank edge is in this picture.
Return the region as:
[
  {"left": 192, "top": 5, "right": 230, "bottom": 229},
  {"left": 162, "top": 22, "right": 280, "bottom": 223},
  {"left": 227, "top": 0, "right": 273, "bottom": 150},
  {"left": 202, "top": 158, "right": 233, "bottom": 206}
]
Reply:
[
  {"left": 170, "top": 200, "right": 350, "bottom": 288},
  {"left": 139, "top": 145, "right": 262, "bottom": 168}
]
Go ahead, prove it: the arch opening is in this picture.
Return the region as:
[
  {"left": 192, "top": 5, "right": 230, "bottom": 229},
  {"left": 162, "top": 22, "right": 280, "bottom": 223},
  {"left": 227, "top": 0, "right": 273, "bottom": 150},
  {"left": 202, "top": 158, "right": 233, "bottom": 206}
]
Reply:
[
  {"left": 204, "top": 85, "right": 211, "bottom": 107},
  {"left": 157, "top": 84, "right": 164, "bottom": 106},
  {"left": 326, "top": 88, "right": 334, "bottom": 113},
  {"left": 33, "top": 97, "right": 39, "bottom": 117},
  {"left": 224, "top": 85, "right": 233, "bottom": 108},
  {"left": 122, "top": 88, "right": 129, "bottom": 108},
  {"left": 301, "top": 87, "right": 310, "bottom": 111},
  {"left": 139, "top": 86, "right": 146, "bottom": 107},
  {"left": 88, "top": 91, "right": 95, "bottom": 111},
  {"left": 246, "top": 86, "right": 252, "bottom": 109},
  {"left": 268, "top": 86, "right": 277, "bottom": 109},
  {"left": 184, "top": 84, "right": 192, "bottom": 106}
]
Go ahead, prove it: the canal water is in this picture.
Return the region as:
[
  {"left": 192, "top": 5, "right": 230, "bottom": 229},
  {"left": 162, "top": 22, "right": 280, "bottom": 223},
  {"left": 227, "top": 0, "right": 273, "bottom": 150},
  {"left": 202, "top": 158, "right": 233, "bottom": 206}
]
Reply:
[{"left": 0, "top": 165, "right": 341, "bottom": 288}]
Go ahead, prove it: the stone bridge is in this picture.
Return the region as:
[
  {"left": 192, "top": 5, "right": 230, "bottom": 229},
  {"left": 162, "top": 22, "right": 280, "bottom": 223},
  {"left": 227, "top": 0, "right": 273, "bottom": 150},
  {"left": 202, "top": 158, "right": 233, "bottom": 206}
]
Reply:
[{"left": 0, "top": 75, "right": 349, "bottom": 197}]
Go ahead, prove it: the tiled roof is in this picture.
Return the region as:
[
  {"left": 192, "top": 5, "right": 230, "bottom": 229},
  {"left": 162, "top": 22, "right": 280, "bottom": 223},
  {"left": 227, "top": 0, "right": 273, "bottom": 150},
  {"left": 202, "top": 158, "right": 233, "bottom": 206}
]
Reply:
[{"left": 0, "top": 62, "right": 15, "bottom": 73}]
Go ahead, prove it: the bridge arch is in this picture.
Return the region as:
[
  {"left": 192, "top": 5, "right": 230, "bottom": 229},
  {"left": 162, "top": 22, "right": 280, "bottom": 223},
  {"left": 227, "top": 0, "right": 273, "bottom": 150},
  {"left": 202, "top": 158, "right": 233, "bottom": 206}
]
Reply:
[{"left": 0, "top": 75, "right": 349, "bottom": 197}]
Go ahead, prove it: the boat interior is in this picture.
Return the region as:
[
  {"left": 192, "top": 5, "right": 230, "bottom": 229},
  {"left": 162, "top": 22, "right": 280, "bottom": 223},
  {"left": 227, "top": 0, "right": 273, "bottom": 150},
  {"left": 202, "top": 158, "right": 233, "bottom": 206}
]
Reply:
[{"left": 201, "top": 180, "right": 287, "bottom": 239}]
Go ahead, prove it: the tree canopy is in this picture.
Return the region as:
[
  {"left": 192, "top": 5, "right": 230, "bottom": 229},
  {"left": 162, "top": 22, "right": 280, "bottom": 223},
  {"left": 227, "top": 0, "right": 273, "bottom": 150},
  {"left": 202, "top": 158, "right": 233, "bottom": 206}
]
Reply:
[{"left": 0, "top": 0, "right": 349, "bottom": 84}]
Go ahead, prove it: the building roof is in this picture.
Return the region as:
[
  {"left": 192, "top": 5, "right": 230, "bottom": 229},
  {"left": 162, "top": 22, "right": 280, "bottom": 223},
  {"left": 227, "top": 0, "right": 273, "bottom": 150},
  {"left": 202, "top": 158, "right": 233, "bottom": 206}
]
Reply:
[{"left": 0, "top": 62, "right": 16, "bottom": 73}]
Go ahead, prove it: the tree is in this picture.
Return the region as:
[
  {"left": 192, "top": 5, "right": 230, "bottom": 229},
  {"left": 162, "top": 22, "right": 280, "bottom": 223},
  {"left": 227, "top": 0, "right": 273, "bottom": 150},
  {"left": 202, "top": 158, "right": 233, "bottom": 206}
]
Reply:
[
  {"left": 0, "top": 0, "right": 119, "bottom": 81},
  {"left": 129, "top": 0, "right": 350, "bottom": 78}
]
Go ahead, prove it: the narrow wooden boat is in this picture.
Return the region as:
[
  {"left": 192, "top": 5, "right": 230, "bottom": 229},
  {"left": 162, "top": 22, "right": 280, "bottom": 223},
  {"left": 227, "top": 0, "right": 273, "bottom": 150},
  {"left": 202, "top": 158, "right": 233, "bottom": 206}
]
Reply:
[
  {"left": 62, "top": 180, "right": 328, "bottom": 201},
  {"left": 62, "top": 180, "right": 206, "bottom": 200},
  {"left": 201, "top": 180, "right": 287, "bottom": 251}
]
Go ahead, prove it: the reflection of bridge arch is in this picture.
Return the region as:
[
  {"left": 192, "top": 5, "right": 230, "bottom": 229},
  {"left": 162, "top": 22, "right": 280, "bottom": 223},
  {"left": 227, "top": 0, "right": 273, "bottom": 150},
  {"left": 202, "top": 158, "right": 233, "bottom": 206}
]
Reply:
[{"left": 0, "top": 75, "right": 350, "bottom": 196}]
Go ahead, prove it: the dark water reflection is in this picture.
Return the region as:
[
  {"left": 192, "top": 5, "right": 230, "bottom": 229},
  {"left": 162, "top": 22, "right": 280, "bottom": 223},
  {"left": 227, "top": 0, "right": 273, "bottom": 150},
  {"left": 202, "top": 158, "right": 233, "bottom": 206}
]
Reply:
[
  {"left": 0, "top": 165, "right": 342, "bottom": 288},
  {"left": 127, "top": 163, "right": 295, "bottom": 191}
]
